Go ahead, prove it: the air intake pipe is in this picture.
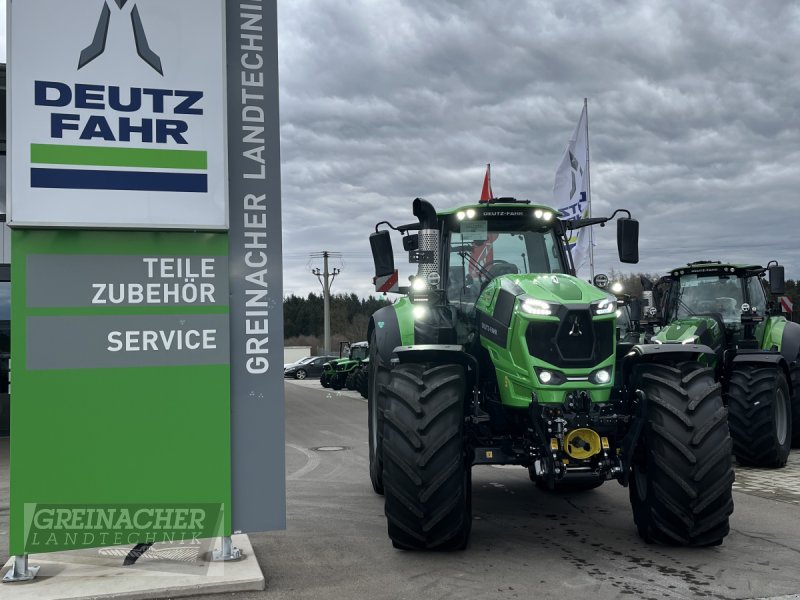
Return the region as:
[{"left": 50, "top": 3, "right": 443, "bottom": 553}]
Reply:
[{"left": 412, "top": 198, "right": 440, "bottom": 285}]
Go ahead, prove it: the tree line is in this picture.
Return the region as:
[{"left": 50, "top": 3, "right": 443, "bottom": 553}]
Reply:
[
  {"left": 283, "top": 274, "right": 800, "bottom": 354},
  {"left": 283, "top": 293, "right": 390, "bottom": 354}
]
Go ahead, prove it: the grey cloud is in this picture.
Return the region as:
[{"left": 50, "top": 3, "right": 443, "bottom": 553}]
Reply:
[{"left": 278, "top": 0, "right": 800, "bottom": 298}]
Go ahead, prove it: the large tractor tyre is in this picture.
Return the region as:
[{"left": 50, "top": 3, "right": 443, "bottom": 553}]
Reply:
[
  {"left": 629, "top": 362, "right": 734, "bottom": 547},
  {"left": 345, "top": 372, "right": 357, "bottom": 390},
  {"left": 531, "top": 470, "right": 603, "bottom": 492},
  {"left": 382, "top": 363, "right": 471, "bottom": 551},
  {"left": 791, "top": 365, "right": 800, "bottom": 448},
  {"left": 727, "top": 365, "right": 791, "bottom": 468},
  {"left": 331, "top": 376, "right": 343, "bottom": 391},
  {"left": 320, "top": 373, "right": 331, "bottom": 388}
]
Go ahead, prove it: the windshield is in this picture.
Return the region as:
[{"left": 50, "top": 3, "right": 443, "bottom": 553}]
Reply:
[
  {"left": 669, "top": 273, "right": 744, "bottom": 326},
  {"left": 351, "top": 347, "right": 368, "bottom": 361},
  {"left": 446, "top": 222, "right": 566, "bottom": 306}
]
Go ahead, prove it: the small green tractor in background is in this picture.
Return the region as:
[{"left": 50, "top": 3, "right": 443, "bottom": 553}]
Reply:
[
  {"left": 653, "top": 261, "right": 800, "bottom": 468},
  {"left": 322, "top": 341, "right": 369, "bottom": 390},
  {"left": 367, "top": 197, "right": 734, "bottom": 551}
]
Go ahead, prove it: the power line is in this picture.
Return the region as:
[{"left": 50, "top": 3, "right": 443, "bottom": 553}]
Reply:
[{"left": 311, "top": 250, "right": 341, "bottom": 354}]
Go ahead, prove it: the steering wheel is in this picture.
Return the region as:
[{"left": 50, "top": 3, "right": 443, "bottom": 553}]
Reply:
[
  {"left": 479, "top": 260, "right": 518, "bottom": 290},
  {"left": 484, "top": 259, "right": 517, "bottom": 275}
]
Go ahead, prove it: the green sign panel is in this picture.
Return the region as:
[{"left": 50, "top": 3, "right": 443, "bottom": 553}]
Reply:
[{"left": 10, "top": 230, "right": 231, "bottom": 554}]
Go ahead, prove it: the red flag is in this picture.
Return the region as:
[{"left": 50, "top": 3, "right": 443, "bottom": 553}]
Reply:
[{"left": 480, "top": 164, "right": 493, "bottom": 203}]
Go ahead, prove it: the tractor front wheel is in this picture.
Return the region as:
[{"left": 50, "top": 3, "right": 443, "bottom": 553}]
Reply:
[
  {"left": 382, "top": 363, "right": 471, "bottom": 550},
  {"left": 320, "top": 373, "right": 331, "bottom": 388},
  {"left": 629, "top": 362, "right": 733, "bottom": 546},
  {"left": 727, "top": 365, "right": 791, "bottom": 467}
]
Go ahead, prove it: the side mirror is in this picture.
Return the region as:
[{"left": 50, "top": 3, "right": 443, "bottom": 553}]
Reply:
[
  {"left": 369, "top": 230, "right": 395, "bottom": 278},
  {"left": 629, "top": 297, "right": 643, "bottom": 322},
  {"left": 593, "top": 273, "right": 609, "bottom": 288},
  {"left": 402, "top": 234, "right": 419, "bottom": 252},
  {"left": 617, "top": 218, "right": 639, "bottom": 264},
  {"left": 769, "top": 265, "right": 786, "bottom": 295}
]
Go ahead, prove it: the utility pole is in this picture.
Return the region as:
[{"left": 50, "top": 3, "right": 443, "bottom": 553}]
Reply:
[{"left": 311, "top": 251, "right": 341, "bottom": 354}]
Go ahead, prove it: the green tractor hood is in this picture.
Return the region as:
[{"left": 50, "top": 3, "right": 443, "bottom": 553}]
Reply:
[
  {"left": 476, "top": 273, "right": 618, "bottom": 409},
  {"left": 654, "top": 316, "right": 725, "bottom": 351},
  {"left": 477, "top": 273, "right": 612, "bottom": 312}
]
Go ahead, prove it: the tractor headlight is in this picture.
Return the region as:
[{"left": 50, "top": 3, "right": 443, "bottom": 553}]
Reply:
[
  {"left": 412, "top": 277, "right": 427, "bottom": 291},
  {"left": 590, "top": 368, "right": 612, "bottom": 385},
  {"left": 542, "top": 211, "right": 553, "bottom": 221},
  {"left": 534, "top": 209, "right": 543, "bottom": 219},
  {"left": 466, "top": 209, "right": 476, "bottom": 219},
  {"left": 535, "top": 368, "right": 567, "bottom": 385},
  {"left": 592, "top": 296, "right": 617, "bottom": 315},
  {"left": 457, "top": 211, "right": 466, "bottom": 221},
  {"left": 521, "top": 298, "right": 554, "bottom": 316},
  {"left": 413, "top": 305, "right": 428, "bottom": 319}
]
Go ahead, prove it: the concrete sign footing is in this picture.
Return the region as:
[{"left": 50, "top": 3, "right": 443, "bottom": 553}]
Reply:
[
  {"left": 2, "top": 556, "right": 40, "bottom": 582},
  {"left": 0, "top": 534, "right": 264, "bottom": 599}
]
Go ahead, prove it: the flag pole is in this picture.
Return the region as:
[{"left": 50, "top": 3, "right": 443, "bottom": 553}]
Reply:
[
  {"left": 487, "top": 163, "right": 492, "bottom": 200},
  {"left": 584, "top": 98, "right": 595, "bottom": 281}
]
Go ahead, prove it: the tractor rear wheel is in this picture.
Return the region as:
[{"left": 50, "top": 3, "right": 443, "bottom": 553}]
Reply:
[
  {"left": 368, "top": 334, "right": 390, "bottom": 495},
  {"left": 727, "top": 365, "right": 791, "bottom": 467},
  {"left": 629, "top": 362, "right": 733, "bottom": 546},
  {"left": 345, "top": 372, "right": 357, "bottom": 390},
  {"left": 320, "top": 373, "right": 331, "bottom": 388},
  {"left": 355, "top": 368, "right": 368, "bottom": 399},
  {"left": 382, "top": 363, "right": 471, "bottom": 550}
]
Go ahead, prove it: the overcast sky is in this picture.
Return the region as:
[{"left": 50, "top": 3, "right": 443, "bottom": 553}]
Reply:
[
  {"left": 278, "top": 0, "right": 800, "bottom": 298},
  {"left": 3, "top": 1, "right": 799, "bottom": 298}
]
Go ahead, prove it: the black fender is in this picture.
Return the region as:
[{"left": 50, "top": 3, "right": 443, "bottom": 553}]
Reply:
[
  {"left": 368, "top": 305, "right": 403, "bottom": 366},
  {"left": 730, "top": 350, "right": 791, "bottom": 383},
  {"left": 620, "top": 343, "right": 716, "bottom": 390},
  {"left": 781, "top": 320, "right": 800, "bottom": 367},
  {"left": 393, "top": 344, "right": 479, "bottom": 390}
]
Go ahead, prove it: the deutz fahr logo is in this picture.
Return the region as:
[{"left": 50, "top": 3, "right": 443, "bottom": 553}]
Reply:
[
  {"left": 80, "top": 0, "right": 163, "bottom": 75},
  {"left": 568, "top": 315, "right": 583, "bottom": 337},
  {"left": 29, "top": 1, "right": 210, "bottom": 195}
]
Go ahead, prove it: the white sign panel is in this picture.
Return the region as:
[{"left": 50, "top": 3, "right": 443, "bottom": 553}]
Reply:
[{"left": 9, "top": 0, "right": 228, "bottom": 229}]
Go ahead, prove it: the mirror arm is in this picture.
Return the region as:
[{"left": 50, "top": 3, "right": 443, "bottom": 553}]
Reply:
[{"left": 375, "top": 221, "right": 422, "bottom": 234}]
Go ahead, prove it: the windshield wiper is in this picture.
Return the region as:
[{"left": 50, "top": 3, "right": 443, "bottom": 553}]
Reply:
[{"left": 458, "top": 251, "right": 492, "bottom": 280}]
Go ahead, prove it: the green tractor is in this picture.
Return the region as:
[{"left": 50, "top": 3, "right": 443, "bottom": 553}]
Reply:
[
  {"left": 321, "top": 341, "right": 355, "bottom": 388},
  {"left": 367, "top": 197, "right": 734, "bottom": 550},
  {"left": 653, "top": 261, "right": 800, "bottom": 467},
  {"left": 327, "top": 342, "right": 369, "bottom": 391}
]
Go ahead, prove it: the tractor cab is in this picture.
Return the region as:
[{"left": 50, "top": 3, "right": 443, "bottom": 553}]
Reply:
[{"left": 656, "top": 261, "right": 785, "bottom": 357}]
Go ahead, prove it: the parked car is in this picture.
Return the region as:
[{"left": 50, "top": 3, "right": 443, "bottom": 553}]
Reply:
[{"left": 284, "top": 355, "right": 337, "bottom": 380}]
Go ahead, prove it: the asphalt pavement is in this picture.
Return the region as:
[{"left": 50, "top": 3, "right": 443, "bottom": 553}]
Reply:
[{"left": 2, "top": 380, "right": 800, "bottom": 599}]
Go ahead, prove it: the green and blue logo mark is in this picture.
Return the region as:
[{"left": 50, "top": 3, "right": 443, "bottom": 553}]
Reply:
[
  {"left": 31, "top": 83, "right": 207, "bottom": 193},
  {"left": 30, "top": 7, "right": 207, "bottom": 195}
]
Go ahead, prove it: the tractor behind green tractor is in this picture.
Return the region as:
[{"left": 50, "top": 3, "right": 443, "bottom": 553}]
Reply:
[
  {"left": 367, "top": 197, "right": 734, "bottom": 551},
  {"left": 322, "top": 341, "right": 369, "bottom": 390},
  {"left": 653, "top": 261, "right": 800, "bottom": 467}
]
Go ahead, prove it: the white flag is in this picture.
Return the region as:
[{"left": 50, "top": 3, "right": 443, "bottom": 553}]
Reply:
[{"left": 553, "top": 104, "right": 591, "bottom": 276}]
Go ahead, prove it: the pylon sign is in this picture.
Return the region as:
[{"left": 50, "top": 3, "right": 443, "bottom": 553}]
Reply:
[
  {"left": 8, "top": 0, "right": 286, "bottom": 556},
  {"left": 8, "top": 0, "right": 228, "bottom": 229}
]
